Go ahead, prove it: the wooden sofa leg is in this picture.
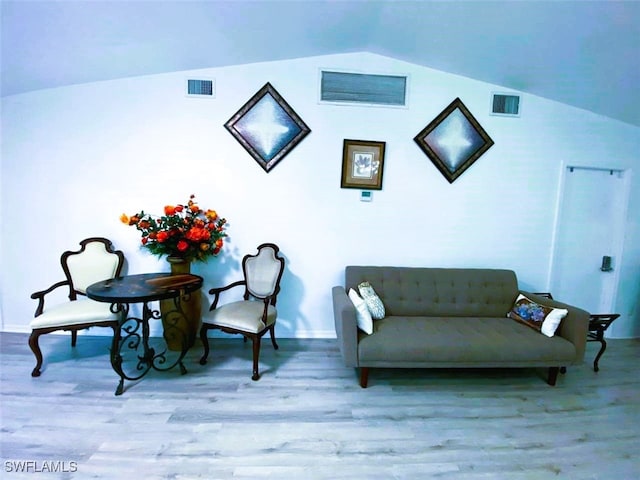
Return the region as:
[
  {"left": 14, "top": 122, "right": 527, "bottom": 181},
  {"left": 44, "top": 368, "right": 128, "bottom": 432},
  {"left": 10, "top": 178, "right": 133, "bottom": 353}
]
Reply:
[
  {"left": 547, "top": 367, "right": 560, "bottom": 386},
  {"left": 360, "top": 367, "right": 369, "bottom": 388}
]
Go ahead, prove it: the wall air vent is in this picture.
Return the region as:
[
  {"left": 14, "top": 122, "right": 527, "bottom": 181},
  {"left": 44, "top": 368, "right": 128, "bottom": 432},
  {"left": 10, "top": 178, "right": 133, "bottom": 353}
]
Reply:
[
  {"left": 320, "top": 70, "right": 408, "bottom": 107},
  {"left": 491, "top": 93, "right": 520, "bottom": 116},
  {"left": 186, "top": 78, "right": 215, "bottom": 98}
]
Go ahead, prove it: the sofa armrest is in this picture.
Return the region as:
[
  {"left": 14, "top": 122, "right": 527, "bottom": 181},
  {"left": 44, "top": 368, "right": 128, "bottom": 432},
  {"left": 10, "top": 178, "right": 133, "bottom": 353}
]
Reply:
[
  {"left": 332, "top": 286, "right": 358, "bottom": 367},
  {"left": 522, "top": 291, "right": 590, "bottom": 363}
]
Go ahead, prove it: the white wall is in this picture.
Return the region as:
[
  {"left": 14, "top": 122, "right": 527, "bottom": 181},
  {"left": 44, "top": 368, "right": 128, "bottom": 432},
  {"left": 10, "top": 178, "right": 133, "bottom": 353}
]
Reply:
[{"left": 2, "top": 52, "right": 639, "bottom": 338}]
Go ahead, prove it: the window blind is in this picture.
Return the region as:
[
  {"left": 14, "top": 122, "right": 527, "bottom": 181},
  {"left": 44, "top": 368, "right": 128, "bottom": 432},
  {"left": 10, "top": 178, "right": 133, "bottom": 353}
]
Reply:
[{"left": 321, "top": 71, "right": 407, "bottom": 106}]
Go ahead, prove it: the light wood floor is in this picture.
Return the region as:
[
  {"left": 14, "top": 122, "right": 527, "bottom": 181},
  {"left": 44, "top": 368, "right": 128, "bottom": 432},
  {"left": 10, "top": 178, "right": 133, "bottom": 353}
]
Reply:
[{"left": 1, "top": 332, "right": 639, "bottom": 479}]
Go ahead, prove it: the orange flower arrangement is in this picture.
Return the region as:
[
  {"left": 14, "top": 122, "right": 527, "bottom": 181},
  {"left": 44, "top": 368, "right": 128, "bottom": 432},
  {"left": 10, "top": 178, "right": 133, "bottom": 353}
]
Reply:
[{"left": 121, "top": 194, "right": 227, "bottom": 263}]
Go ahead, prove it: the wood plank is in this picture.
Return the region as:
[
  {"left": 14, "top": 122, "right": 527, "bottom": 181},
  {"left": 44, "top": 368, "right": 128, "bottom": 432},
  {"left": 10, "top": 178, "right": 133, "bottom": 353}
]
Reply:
[{"left": 1, "top": 332, "right": 638, "bottom": 479}]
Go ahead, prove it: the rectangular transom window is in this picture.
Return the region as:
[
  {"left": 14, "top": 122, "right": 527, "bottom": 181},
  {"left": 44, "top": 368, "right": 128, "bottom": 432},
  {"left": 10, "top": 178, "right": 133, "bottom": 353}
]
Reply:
[{"left": 320, "top": 70, "right": 408, "bottom": 106}]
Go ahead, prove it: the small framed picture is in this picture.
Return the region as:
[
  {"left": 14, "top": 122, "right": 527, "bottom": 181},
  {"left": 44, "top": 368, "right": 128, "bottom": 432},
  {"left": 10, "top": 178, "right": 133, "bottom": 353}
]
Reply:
[{"left": 340, "top": 139, "right": 386, "bottom": 190}]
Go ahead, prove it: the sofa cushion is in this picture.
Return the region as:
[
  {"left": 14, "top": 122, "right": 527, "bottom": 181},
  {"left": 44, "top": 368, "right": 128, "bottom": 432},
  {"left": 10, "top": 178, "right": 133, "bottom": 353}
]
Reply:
[
  {"left": 358, "top": 281, "right": 385, "bottom": 319},
  {"left": 346, "top": 267, "right": 518, "bottom": 318},
  {"left": 348, "top": 288, "right": 373, "bottom": 334},
  {"left": 357, "top": 316, "right": 576, "bottom": 365},
  {"left": 508, "top": 294, "right": 568, "bottom": 337}
]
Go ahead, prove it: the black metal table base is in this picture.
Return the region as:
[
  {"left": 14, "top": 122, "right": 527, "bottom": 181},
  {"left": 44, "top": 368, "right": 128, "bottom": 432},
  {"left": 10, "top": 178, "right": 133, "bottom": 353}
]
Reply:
[
  {"left": 110, "top": 299, "right": 190, "bottom": 396},
  {"left": 587, "top": 314, "right": 620, "bottom": 372},
  {"left": 87, "top": 273, "right": 204, "bottom": 395}
]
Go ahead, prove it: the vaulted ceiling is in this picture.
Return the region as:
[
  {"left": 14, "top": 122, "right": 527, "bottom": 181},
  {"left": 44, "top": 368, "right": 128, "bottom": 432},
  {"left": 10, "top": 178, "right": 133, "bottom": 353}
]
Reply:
[{"left": 2, "top": 1, "right": 639, "bottom": 127}]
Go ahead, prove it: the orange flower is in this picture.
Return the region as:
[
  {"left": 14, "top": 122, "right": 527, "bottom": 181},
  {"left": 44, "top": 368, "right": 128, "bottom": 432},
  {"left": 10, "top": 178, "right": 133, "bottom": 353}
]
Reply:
[
  {"left": 186, "top": 227, "right": 210, "bottom": 242},
  {"left": 122, "top": 194, "right": 227, "bottom": 262},
  {"left": 177, "top": 240, "right": 189, "bottom": 252}
]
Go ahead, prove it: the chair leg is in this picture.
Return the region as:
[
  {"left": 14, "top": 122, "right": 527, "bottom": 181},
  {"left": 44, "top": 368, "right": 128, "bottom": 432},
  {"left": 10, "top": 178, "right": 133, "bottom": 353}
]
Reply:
[
  {"left": 251, "top": 336, "right": 261, "bottom": 381},
  {"left": 199, "top": 325, "right": 210, "bottom": 365},
  {"left": 28, "top": 331, "right": 44, "bottom": 377},
  {"left": 71, "top": 330, "right": 78, "bottom": 347},
  {"left": 269, "top": 324, "right": 279, "bottom": 350},
  {"left": 547, "top": 367, "right": 560, "bottom": 386}
]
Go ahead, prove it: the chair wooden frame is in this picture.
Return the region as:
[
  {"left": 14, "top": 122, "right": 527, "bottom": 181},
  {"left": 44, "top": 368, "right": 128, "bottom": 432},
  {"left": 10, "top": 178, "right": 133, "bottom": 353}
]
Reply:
[
  {"left": 28, "top": 237, "right": 125, "bottom": 377},
  {"left": 199, "top": 243, "right": 285, "bottom": 380}
]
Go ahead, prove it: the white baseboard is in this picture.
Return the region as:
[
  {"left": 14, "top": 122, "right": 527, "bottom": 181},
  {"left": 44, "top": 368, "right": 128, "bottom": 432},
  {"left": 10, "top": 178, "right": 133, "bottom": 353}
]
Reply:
[
  {"left": 289, "top": 329, "right": 336, "bottom": 339},
  {"left": 2, "top": 324, "right": 32, "bottom": 334},
  {"left": 1, "top": 325, "right": 337, "bottom": 339}
]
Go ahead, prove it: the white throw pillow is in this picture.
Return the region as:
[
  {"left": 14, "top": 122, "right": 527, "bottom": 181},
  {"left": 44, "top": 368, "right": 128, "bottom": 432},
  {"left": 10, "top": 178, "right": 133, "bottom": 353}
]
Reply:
[
  {"left": 358, "top": 281, "right": 386, "bottom": 320},
  {"left": 348, "top": 288, "right": 373, "bottom": 334},
  {"left": 540, "top": 307, "right": 569, "bottom": 337}
]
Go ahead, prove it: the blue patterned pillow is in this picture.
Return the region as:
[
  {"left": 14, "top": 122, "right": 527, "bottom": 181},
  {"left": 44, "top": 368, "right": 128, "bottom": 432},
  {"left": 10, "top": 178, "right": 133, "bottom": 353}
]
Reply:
[
  {"left": 508, "top": 294, "right": 567, "bottom": 337},
  {"left": 358, "top": 281, "right": 385, "bottom": 320}
]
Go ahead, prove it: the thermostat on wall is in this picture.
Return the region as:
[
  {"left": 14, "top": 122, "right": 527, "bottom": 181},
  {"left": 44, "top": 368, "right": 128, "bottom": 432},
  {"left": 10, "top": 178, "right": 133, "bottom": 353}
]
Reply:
[{"left": 360, "top": 191, "right": 372, "bottom": 202}]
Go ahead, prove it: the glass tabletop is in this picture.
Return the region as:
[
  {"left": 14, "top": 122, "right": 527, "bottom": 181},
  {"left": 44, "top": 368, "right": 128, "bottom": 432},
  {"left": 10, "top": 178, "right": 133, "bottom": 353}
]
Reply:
[{"left": 86, "top": 273, "right": 203, "bottom": 303}]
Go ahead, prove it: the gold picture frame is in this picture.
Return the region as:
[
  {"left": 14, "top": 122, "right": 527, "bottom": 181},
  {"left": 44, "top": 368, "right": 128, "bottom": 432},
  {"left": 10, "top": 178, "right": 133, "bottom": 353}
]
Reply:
[{"left": 340, "top": 139, "right": 386, "bottom": 190}]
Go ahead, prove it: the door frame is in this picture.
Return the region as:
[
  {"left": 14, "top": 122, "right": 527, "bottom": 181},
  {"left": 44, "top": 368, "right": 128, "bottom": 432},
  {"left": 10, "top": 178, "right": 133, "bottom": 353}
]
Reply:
[{"left": 548, "top": 163, "right": 631, "bottom": 326}]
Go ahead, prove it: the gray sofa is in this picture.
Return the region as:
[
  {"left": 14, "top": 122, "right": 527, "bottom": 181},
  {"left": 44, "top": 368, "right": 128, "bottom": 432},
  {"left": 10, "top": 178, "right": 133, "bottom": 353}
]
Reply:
[{"left": 332, "top": 266, "right": 590, "bottom": 387}]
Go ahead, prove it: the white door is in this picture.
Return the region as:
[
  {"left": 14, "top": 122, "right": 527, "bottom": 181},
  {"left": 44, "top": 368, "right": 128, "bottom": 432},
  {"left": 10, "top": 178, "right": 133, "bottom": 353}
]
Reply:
[{"left": 550, "top": 166, "right": 628, "bottom": 329}]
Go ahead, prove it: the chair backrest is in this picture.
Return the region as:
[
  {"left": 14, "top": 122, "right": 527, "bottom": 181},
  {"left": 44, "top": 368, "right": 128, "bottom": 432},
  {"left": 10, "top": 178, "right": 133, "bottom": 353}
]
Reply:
[
  {"left": 243, "top": 243, "right": 285, "bottom": 303},
  {"left": 62, "top": 238, "right": 125, "bottom": 296}
]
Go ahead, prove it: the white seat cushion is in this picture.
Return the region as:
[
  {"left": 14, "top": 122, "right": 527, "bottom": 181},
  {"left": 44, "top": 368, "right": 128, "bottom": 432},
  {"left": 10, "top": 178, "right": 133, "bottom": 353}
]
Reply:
[
  {"left": 30, "top": 299, "right": 119, "bottom": 329},
  {"left": 202, "top": 301, "right": 276, "bottom": 333}
]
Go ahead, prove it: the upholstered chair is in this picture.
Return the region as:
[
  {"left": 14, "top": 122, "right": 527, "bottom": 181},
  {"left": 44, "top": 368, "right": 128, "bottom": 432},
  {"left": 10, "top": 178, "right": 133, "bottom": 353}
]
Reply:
[
  {"left": 29, "top": 237, "right": 125, "bottom": 377},
  {"left": 199, "top": 243, "right": 285, "bottom": 380}
]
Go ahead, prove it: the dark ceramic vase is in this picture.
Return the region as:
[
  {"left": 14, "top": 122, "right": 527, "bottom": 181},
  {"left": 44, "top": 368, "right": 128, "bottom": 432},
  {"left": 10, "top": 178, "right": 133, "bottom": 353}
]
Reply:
[{"left": 160, "top": 256, "right": 202, "bottom": 351}]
